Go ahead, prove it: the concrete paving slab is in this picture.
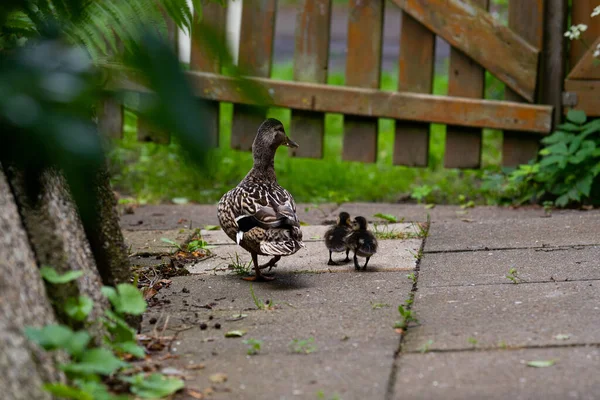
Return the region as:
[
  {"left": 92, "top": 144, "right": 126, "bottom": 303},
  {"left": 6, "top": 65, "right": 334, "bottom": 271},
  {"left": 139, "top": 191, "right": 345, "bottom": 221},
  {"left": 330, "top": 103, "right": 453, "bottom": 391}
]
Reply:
[
  {"left": 123, "top": 229, "right": 194, "bottom": 255},
  {"left": 142, "top": 273, "right": 412, "bottom": 400},
  {"left": 324, "top": 203, "right": 579, "bottom": 223},
  {"left": 186, "top": 239, "right": 421, "bottom": 275},
  {"left": 425, "top": 211, "right": 600, "bottom": 252},
  {"left": 394, "top": 346, "right": 600, "bottom": 400},
  {"left": 403, "top": 281, "right": 600, "bottom": 352},
  {"left": 119, "top": 203, "right": 338, "bottom": 231},
  {"left": 199, "top": 223, "right": 417, "bottom": 246},
  {"left": 419, "top": 246, "right": 600, "bottom": 287}
]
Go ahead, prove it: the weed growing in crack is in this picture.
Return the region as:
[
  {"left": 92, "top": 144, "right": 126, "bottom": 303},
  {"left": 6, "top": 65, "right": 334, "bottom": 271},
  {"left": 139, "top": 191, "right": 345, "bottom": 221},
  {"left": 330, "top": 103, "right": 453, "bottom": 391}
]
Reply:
[
  {"left": 467, "top": 337, "right": 478, "bottom": 346},
  {"left": 316, "top": 390, "right": 341, "bottom": 400},
  {"left": 506, "top": 267, "right": 526, "bottom": 284},
  {"left": 418, "top": 339, "right": 434, "bottom": 354},
  {"left": 249, "top": 283, "right": 275, "bottom": 310},
  {"left": 228, "top": 253, "right": 252, "bottom": 276},
  {"left": 371, "top": 302, "right": 390, "bottom": 310},
  {"left": 394, "top": 304, "right": 418, "bottom": 330},
  {"left": 289, "top": 338, "right": 317, "bottom": 354},
  {"left": 406, "top": 273, "right": 416, "bottom": 284},
  {"left": 408, "top": 248, "right": 423, "bottom": 261},
  {"left": 372, "top": 223, "right": 416, "bottom": 240},
  {"left": 243, "top": 338, "right": 263, "bottom": 355}
]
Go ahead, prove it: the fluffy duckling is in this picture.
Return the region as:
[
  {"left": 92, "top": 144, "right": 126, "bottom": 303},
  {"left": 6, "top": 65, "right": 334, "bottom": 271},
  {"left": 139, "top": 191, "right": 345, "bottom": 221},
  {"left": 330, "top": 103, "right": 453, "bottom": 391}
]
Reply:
[
  {"left": 217, "top": 118, "right": 304, "bottom": 281},
  {"left": 345, "top": 216, "right": 378, "bottom": 270},
  {"left": 324, "top": 211, "right": 352, "bottom": 265}
]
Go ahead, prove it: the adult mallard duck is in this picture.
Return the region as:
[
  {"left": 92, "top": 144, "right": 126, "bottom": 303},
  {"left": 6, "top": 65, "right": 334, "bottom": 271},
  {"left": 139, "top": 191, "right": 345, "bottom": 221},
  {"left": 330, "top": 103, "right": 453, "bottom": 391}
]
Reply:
[
  {"left": 324, "top": 211, "right": 352, "bottom": 265},
  {"left": 345, "top": 216, "right": 378, "bottom": 270},
  {"left": 217, "top": 118, "right": 304, "bottom": 281}
]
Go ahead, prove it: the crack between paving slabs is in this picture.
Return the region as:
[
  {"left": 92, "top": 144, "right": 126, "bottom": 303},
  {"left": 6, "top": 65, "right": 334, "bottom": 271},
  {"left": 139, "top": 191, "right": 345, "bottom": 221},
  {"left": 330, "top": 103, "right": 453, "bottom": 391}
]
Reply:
[
  {"left": 384, "top": 219, "right": 430, "bottom": 400},
  {"left": 424, "top": 243, "right": 599, "bottom": 255},
  {"left": 423, "top": 276, "right": 600, "bottom": 289},
  {"left": 402, "top": 341, "right": 600, "bottom": 355}
]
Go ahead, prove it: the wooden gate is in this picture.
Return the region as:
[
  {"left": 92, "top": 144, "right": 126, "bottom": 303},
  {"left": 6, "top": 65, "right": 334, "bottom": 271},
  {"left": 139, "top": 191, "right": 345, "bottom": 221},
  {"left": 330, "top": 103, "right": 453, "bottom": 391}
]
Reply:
[
  {"left": 102, "top": 0, "right": 569, "bottom": 169},
  {"left": 563, "top": 0, "right": 600, "bottom": 118}
]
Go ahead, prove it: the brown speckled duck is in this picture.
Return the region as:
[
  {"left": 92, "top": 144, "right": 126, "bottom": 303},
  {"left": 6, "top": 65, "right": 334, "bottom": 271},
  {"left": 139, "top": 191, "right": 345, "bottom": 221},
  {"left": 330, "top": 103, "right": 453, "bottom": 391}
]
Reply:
[
  {"left": 324, "top": 211, "right": 352, "bottom": 265},
  {"left": 345, "top": 216, "right": 378, "bottom": 270},
  {"left": 217, "top": 119, "right": 304, "bottom": 281}
]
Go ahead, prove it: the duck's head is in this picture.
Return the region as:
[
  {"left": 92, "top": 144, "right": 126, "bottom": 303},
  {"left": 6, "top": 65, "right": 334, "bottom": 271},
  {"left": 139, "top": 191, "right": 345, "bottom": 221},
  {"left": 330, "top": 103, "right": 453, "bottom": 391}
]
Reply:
[
  {"left": 337, "top": 211, "right": 352, "bottom": 227},
  {"left": 352, "top": 216, "right": 368, "bottom": 231},
  {"left": 253, "top": 118, "right": 299, "bottom": 154}
]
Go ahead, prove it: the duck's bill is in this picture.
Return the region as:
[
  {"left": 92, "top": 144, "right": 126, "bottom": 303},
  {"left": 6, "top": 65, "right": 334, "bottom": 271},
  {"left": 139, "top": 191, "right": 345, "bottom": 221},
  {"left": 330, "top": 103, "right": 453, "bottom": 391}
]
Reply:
[{"left": 285, "top": 138, "right": 299, "bottom": 148}]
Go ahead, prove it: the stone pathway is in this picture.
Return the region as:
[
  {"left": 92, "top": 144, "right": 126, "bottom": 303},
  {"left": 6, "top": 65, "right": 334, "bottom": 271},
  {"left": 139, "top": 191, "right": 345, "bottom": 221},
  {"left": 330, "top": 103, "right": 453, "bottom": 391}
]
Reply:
[{"left": 121, "top": 204, "right": 600, "bottom": 400}]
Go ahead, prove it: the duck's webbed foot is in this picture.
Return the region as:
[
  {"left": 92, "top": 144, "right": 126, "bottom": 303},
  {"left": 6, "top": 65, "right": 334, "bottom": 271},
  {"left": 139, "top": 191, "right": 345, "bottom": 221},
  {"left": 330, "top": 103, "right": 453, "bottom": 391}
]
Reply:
[
  {"left": 327, "top": 251, "right": 338, "bottom": 266},
  {"left": 258, "top": 255, "right": 281, "bottom": 271},
  {"left": 243, "top": 253, "right": 276, "bottom": 281}
]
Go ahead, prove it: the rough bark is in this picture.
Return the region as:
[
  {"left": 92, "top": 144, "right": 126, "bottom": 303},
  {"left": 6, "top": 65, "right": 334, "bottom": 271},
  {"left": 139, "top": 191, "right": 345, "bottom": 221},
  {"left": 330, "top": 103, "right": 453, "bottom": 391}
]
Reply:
[
  {"left": 0, "top": 166, "right": 65, "bottom": 400},
  {"left": 6, "top": 167, "right": 109, "bottom": 339},
  {"left": 85, "top": 166, "right": 132, "bottom": 287}
]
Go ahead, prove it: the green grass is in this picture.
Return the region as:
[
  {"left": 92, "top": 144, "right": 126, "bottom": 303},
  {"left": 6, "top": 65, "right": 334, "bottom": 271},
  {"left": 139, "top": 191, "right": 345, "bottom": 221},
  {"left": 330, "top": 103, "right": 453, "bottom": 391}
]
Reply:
[{"left": 108, "top": 62, "right": 508, "bottom": 205}]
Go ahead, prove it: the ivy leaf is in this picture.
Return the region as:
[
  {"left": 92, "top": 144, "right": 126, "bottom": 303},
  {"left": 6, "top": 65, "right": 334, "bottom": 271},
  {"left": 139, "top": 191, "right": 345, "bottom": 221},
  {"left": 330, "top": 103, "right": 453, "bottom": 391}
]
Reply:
[
  {"left": 112, "top": 341, "right": 146, "bottom": 359},
  {"left": 566, "top": 109, "right": 587, "bottom": 125},
  {"left": 103, "top": 309, "right": 136, "bottom": 343},
  {"left": 526, "top": 360, "right": 556, "bottom": 368},
  {"left": 61, "top": 348, "right": 127, "bottom": 376},
  {"left": 42, "top": 383, "right": 93, "bottom": 400},
  {"left": 115, "top": 284, "right": 147, "bottom": 315},
  {"left": 64, "top": 331, "right": 92, "bottom": 359},
  {"left": 24, "top": 324, "right": 74, "bottom": 350},
  {"left": 122, "top": 373, "right": 185, "bottom": 398},
  {"left": 40, "top": 266, "right": 84, "bottom": 284},
  {"left": 64, "top": 296, "right": 94, "bottom": 321}
]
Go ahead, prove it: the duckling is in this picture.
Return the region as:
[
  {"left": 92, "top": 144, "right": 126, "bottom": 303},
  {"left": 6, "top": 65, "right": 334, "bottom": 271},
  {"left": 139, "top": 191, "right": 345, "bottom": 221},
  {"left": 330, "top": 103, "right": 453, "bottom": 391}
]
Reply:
[
  {"left": 345, "top": 216, "right": 378, "bottom": 270},
  {"left": 217, "top": 118, "right": 304, "bottom": 281},
  {"left": 324, "top": 211, "right": 352, "bottom": 265}
]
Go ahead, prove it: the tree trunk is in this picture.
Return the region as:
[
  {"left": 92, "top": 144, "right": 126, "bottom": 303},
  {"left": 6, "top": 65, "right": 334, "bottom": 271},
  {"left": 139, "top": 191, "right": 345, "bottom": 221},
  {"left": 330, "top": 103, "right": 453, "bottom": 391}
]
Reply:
[
  {"left": 0, "top": 166, "right": 65, "bottom": 400},
  {"left": 6, "top": 167, "right": 109, "bottom": 339}
]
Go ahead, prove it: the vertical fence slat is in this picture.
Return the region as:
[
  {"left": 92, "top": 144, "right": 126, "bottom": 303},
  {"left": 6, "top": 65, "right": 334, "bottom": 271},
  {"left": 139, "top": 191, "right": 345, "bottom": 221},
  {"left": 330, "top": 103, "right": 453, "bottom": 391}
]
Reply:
[
  {"left": 502, "top": 0, "right": 544, "bottom": 167},
  {"left": 444, "top": 0, "right": 489, "bottom": 169},
  {"left": 393, "top": 12, "right": 435, "bottom": 167},
  {"left": 290, "top": 0, "right": 332, "bottom": 158},
  {"left": 541, "top": 0, "right": 568, "bottom": 128},
  {"left": 569, "top": 0, "right": 600, "bottom": 69},
  {"left": 137, "top": 16, "right": 178, "bottom": 144},
  {"left": 342, "top": 0, "right": 384, "bottom": 163},
  {"left": 190, "top": 1, "right": 227, "bottom": 148},
  {"left": 97, "top": 98, "right": 123, "bottom": 139},
  {"left": 231, "top": 0, "right": 277, "bottom": 151}
]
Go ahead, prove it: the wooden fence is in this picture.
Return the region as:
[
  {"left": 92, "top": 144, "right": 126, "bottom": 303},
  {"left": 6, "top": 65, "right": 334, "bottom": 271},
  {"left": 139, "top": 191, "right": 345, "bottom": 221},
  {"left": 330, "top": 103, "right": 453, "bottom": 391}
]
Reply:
[{"left": 99, "top": 0, "right": 599, "bottom": 169}]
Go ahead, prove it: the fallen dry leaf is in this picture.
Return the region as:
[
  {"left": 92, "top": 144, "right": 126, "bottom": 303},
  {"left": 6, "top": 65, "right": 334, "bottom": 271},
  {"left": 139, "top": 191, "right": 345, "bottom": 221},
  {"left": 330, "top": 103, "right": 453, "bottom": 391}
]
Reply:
[
  {"left": 187, "top": 389, "right": 204, "bottom": 399},
  {"left": 209, "top": 373, "right": 228, "bottom": 384},
  {"left": 143, "top": 287, "right": 158, "bottom": 300},
  {"left": 186, "top": 363, "right": 206, "bottom": 370}
]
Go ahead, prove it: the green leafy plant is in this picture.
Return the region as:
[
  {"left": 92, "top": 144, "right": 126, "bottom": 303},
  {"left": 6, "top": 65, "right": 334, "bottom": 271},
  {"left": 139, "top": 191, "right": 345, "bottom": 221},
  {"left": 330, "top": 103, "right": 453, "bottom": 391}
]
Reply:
[
  {"left": 160, "top": 237, "right": 183, "bottom": 251},
  {"left": 25, "top": 266, "right": 183, "bottom": 399},
  {"left": 506, "top": 267, "right": 525, "bottom": 284},
  {"left": 373, "top": 213, "right": 399, "bottom": 223},
  {"left": 249, "top": 283, "right": 275, "bottom": 310},
  {"left": 393, "top": 305, "right": 418, "bottom": 330},
  {"left": 485, "top": 110, "right": 600, "bottom": 207},
  {"left": 371, "top": 302, "right": 390, "bottom": 310},
  {"left": 289, "top": 338, "right": 317, "bottom": 354},
  {"left": 228, "top": 253, "right": 252, "bottom": 276},
  {"left": 418, "top": 339, "right": 434, "bottom": 354},
  {"left": 410, "top": 185, "right": 437, "bottom": 204},
  {"left": 406, "top": 273, "right": 416, "bottom": 284},
  {"left": 243, "top": 338, "right": 263, "bottom": 355},
  {"left": 467, "top": 337, "right": 478, "bottom": 346}
]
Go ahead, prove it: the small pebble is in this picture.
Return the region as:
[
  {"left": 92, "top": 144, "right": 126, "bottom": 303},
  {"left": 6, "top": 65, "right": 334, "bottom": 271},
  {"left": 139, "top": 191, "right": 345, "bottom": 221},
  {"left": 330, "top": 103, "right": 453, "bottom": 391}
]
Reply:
[
  {"left": 149, "top": 317, "right": 158, "bottom": 324},
  {"left": 214, "top": 323, "right": 221, "bottom": 329},
  {"left": 200, "top": 323, "right": 208, "bottom": 330},
  {"left": 209, "top": 315, "right": 214, "bottom": 320}
]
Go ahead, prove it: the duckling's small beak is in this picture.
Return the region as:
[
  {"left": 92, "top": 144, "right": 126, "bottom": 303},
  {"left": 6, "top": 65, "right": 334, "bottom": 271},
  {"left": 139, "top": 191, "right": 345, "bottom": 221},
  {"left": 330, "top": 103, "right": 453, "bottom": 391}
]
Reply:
[{"left": 285, "top": 137, "right": 299, "bottom": 148}]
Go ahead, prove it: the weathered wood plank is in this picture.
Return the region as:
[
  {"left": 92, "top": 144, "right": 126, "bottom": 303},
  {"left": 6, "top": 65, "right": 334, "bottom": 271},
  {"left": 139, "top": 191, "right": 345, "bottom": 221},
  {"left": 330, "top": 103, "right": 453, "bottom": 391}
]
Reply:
[
  {"left": 343, "top": 0, "right": 384, "bottom": 163},
  {"left": 97, "top": 97, "right": 123, "bottom": 139},
  {"left": 567, "top": 36, "right": 600, "bottom": 80},
  {"left": 231, "top": 0, "right": 277, "bottom": 151},
  {"left": 502, "top": 0, "right": 545, "bottom": 167},
  {"left": 564, "top": 80, "right": 600, "bottom": 117},
  {"left": 443, "top": 0, "right": 488, "bottom": 169},
  {"left": 569, "top": 0, "right": 600, "bottom": 68},
  {"left": 152, "top": 71, "right": 554, "bottom": 133},
  {"left": 291, "top": 0, "right": 332, "bottom": 158},
  {"left": 390, "top": 0, "right": 540, "bottom": 102},
  {"left": 394, "top": 12, "right": 434, "bottom": 167},
  {"left": 540, "top": 0, "right": 568, "bottom": 127},
  {"left": 190, "top": 1, "right": 227, "bottom": 148}
]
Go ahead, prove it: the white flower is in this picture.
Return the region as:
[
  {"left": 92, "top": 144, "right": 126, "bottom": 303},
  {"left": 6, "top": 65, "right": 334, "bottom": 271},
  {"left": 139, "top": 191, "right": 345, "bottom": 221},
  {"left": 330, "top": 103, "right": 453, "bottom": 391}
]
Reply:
[
  {"left": 592, "top": 6, "right": 600, "bottom": 17},
  {"left": 594, "top": 44, "right": 600, "bottom": 58},
  {"left": 564, "top": 24, "right": 589, "bottom": 40}
]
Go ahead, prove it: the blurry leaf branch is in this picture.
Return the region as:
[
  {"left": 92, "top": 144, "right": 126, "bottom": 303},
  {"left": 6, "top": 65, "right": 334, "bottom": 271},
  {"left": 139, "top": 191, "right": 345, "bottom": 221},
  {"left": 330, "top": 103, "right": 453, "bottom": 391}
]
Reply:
[{"left": 0, "top": 0, "right": 267, "bottom": 224}]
